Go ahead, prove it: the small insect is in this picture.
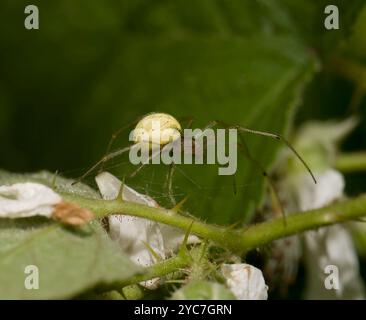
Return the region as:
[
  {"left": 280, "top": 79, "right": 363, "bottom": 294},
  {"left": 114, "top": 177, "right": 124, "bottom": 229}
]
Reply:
[{"left": 74, "top": 112, "right": 316, "bottom": 211}]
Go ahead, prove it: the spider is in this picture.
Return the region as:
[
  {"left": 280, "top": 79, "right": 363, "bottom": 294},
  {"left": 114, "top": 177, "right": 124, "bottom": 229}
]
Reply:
[{"left": 74, "top": 112, "right": 316, "bottom": 211}]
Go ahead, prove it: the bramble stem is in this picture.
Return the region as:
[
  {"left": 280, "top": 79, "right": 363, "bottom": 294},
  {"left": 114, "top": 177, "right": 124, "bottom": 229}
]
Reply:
[
  {"left": 97, "top": 243, "right": 191, "bottom": 294},
  {"left": 121, "top": 250, "right": 191, "bottom": 287},
  {"left": 63, "top": 193, "right": 366, "bottom": 255}
]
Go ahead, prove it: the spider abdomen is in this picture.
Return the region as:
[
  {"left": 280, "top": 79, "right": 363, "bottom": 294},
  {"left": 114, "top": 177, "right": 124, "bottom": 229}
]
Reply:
[{"left": 132, "top": 112, "right": 182, "bottom": 149}]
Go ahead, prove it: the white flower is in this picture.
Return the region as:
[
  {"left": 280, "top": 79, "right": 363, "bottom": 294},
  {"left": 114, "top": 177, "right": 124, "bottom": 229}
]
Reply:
[
  {"left": 274, "top": 118, "right": 365, "bottom": 299},
  {"left": 289, "top": 169, "right": 365, "bottom": 299},
  {"left": 221, "top": 263, "right": 268, "bottom": 300},
  {"left": 95, "top": 172, "right": 199, "bottom": 288},
  {"left": 287, "top": 169, "right": 344, "bottom": 212},
  {"left": 0, "top": 182, "right": 62, "bottom": 218},
  {"left": 304, "top": 224, "right": 364, "bottom": 299}
]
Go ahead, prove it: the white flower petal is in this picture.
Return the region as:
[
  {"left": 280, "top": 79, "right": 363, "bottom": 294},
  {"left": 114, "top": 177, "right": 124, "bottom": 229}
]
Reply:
[
  {"left": 304, "top": 225, "right": 365, "bottom": 299},
  {"left": 95, "top": 172, "right": 164, "bottom": 263},
  {"left": 295, "top": 117, "right": 358, "bottom": 158},
  {"left": 0, "top": 182, "right": 62, "bottom": 218},
  {"left": 95, "top": 172, "right": 199, "bottom": 288},
  {"left": 285, "top": 169, "right": 365, "bottom": 299},
  {"left": 221, "top": 263, "right": 268, "bottom": 300},
  {"left": 289, "top": 169, "right": 344, "bottom": 211},
  {"left": 269, "top": 235, "right": 302, "bottom": 283}
]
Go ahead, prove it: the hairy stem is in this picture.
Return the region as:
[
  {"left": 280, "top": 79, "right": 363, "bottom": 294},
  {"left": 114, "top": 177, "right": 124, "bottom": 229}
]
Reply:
[
  {"left": 63, "top": 193, "right": 366, "bottom": 255},
  {"left": 121, "top": 250, "right": 191, "bottom": 287}
]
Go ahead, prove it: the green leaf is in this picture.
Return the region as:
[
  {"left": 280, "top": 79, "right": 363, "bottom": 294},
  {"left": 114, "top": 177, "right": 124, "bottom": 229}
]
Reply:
[
  {"left": 0, "top": 219, "right": 141, "bottom": 299},
  {"left": 74, "top": 1, "right": 319, "bottom": 224},
  {"left": 170, "top": 280, "right": 235, "bottom": 300},
  {"left": 0, "top": 171, "right": 141, "bottom": 299},
  {"left": 0, "top": 1, "right": 364, "bottom": 224},
  {"left": 348, "top": 5, "right": 366, "bottom": 61},
  {"left": 278, "top": 0, "right": 365, "bottom": 55}
]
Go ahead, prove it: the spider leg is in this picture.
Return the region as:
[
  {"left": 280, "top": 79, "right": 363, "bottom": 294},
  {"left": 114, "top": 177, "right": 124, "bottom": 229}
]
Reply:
[
  {"left": 237, "top": 127, "right": 316, "bottom": 184},
  {"left": 128, "top": 143, "right": 162, "bottom": 178},
  {"left": 237, "top": 132, "right": 286, "bottom": 223},
  {"left": 100, "top": 119, "right": 139, "bottom": 173},
  {"left": 176, "top": 115, "right": 195, "bottom": 129},
  {"left": 213, "top": 120, "right": 317, "bottom": 184},
  {"left": 196, "top": 120, "right": 218, "bottom": 133},
  {"left": 73, "top": 146, "right": 132, "bottom": 185},
  {"left": 128, "top": 158, "right": 149, "bottom": 178},
  {"left": 182, "top": 116, "right": 195, "bottom": 129},
  {"left": 174, "top": 165, "right": 202, "bottom": 190},
  {"left": 201, "top": 120, "right": 289, "bottom": 221},
  {"left": 166, "top": 163, "right": 176, "bottom": 206},
  {"left": 232, "top": 174, "right": 237, "bottom": 195}
]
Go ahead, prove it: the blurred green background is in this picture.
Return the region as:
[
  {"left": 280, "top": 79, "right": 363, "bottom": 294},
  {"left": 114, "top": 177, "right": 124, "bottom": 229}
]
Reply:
[{"left": 0, "top": 0, "right": 365, "bottom": 225}]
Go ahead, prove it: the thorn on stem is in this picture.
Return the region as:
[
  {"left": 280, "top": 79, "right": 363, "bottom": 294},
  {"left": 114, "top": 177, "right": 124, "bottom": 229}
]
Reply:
[{"left": 171, "top": 195, "right": 190, "bottom": 213}]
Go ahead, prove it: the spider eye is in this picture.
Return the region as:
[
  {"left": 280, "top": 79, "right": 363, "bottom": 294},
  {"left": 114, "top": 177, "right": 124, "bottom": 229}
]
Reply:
[{"left": 132, "top": 112, "right": 182, "bottom": 148}]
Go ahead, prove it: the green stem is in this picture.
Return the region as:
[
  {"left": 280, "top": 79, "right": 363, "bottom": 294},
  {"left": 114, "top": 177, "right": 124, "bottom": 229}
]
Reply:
[
  {"left": 121, "top": 250, "right": 191, "bottom": 287},
  {"left": 92, "top": 246, "right": 190, "bottom": 295},
  {"left": 63, "top": 193, "right": 366, "bottom": 255},
  {"left": 336, "top": 152, "right": 366, "bottom": 173},
  {"left": 63, "top": 193, "right": 240, "bottom": 253},
  {"left": 239, "top": 195, "right": 366, "bottom": 251}
]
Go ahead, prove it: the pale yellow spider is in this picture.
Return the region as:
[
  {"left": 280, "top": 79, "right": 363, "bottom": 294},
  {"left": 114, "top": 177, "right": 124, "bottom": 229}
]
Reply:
[{"left": 74, "top": 112, "right": 316, "bottom": 212}]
